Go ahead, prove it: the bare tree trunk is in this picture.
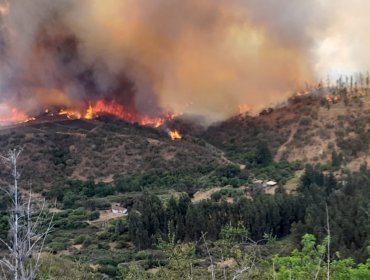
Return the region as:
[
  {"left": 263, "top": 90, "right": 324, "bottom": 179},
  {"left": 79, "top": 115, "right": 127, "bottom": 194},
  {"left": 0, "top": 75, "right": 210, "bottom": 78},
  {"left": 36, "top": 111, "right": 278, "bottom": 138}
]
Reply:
[
  {"left": 201, "top": 232, "right": 215, "bottom": 280},
  {"left": 326, "top": 204, "right": 330, "bottom": 280},
  {"left": 13, "top": 150, "right": 20, "bottom": 280},
  {"left": 0, "top": 149, "right": 54, "bottom": 280}
]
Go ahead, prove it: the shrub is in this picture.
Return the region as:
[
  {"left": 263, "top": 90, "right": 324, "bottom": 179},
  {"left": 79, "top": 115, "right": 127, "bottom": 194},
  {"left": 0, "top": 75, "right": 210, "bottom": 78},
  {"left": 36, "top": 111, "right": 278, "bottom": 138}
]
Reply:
[
  {"left": 74, "top": 235, "right": 87, "bottom": 245},
  {"left": 82, "top": 237, "right": 93, "bottom": 248},
  {"left": 299, "top": 116, "right": 312, "bottom": 126},
  {"left": 88, "top": 211, "right": 100, "bottom": 221}
]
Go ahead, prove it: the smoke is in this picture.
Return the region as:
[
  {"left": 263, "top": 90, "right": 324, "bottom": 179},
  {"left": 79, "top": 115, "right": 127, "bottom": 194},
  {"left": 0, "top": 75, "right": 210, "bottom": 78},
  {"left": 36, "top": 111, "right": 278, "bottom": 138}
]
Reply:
[
  {"left": 0, "top": 0, "right": 367, "bottom": 122},
  {"left": 314, "top": 0, "right": 370, "bottom": 77}
]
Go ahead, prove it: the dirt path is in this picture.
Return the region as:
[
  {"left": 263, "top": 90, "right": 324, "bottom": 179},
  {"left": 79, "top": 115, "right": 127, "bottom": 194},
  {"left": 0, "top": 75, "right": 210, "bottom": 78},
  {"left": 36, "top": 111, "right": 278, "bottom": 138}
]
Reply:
[
  {"left": 275, "top": 125, "right": 298, "bottom": 161},
  {"left": 88, "top": 210, "right": 127, "bottom": 225}
]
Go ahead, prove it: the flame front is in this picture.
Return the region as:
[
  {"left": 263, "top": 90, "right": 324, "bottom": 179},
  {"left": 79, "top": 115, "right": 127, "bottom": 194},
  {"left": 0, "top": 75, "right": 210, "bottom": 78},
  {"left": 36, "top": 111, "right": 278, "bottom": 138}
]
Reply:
[
  {"left": 58, "top": 109, "right": 82, "bottom": 119},
  {"left": 0, "top": 108, "right": 34, "bottom": 125},
  {"left": 87, "top": 100, "right": 173, "bottom": 127},
  {"left": 168, "top": 130, "right": 182, "bottom": 141},
  {"left": 84, "top": 104, "right": 94, "bottom": 120},
  {"left": 0, "top": 99, "right": 177, "bottom": 128}
]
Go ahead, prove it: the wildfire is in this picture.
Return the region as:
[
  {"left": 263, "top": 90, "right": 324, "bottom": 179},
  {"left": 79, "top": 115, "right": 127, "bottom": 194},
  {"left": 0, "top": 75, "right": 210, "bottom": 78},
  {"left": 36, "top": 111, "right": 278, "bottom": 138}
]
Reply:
[
  {"left": 58, "top": 109, "right": 82, "bottom": 119},
  {"left": 168, "top": 130, "right": 182, "bottom": 141},
  {"left": 87, "top": 100, "right": 176, "bottom": 127},
  {"left": 140, "top": 117, "right": 164, "bottom": 128},
  {"left": 238, "top": 104, "right": 250, "bottom": 115},
  {"left": 325, "top": 95, "right": 339, "bottom": 103},
  {"left": 295, "top": 90, "right": 310, "bottom": 97},
  {"left": 88, "top": 100, "right": 136, "bottom": 121},
  {"left": 295, "top": 83, "right": 324, "bottom": 97},
  {"left": 0, "top": 108, "right": 34, "bottom": 125},
  {"left": 84, "top": 104, "right": 94, "bottom": 120},
  {"left": 0, "top": 99, "right": 179, "bottom": 131}
]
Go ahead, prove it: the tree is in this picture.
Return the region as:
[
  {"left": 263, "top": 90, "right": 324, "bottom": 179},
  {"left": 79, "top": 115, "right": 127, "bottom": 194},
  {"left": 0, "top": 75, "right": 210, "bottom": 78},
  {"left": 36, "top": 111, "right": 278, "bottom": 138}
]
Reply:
[
  {"left": 273, "top": 234, "right": 328, "bottom": 279},
  {"left": 0, "top": 149, "right": 53, "bottom": 280},
  {"left": 331, "top": 151, "right": 342, "bottom": 168},
  {"left": 255, "top": 142, "right": 272, "bottom": 166},
  {"left": 157, "top": 230, "right": 195, "bottom": 279}
]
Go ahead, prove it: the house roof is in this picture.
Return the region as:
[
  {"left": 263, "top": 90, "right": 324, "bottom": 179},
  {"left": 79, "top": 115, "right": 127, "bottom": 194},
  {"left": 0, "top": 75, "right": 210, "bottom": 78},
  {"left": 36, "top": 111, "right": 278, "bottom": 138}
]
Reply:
[{"left": 112, "top": 204, "right": 126, "bottom": 211}]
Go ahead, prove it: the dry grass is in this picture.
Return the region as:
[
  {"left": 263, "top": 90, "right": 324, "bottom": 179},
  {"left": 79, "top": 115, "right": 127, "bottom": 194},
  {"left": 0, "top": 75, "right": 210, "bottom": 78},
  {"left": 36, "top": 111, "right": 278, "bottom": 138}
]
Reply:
[
  {"left": 192, "top": 187, "right": 221, "bottom": 203},
  {"left": 284, "top": 170, "right": 304, "bottom": 193}
]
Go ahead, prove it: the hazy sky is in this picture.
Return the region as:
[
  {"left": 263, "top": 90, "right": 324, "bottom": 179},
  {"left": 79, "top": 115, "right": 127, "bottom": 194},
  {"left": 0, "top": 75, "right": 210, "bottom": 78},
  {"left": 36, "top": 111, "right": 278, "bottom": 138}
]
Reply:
[{"left": 314, "top": 0, "right": 370, "bottom": 77}]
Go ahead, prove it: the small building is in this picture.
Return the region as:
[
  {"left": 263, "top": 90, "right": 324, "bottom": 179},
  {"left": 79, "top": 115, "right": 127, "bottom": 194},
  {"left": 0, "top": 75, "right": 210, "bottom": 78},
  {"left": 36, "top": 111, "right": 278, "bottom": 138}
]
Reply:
[
  {"left": 112, "top": 204, "right": 128, "bottom": 215},
  {"left": 253, "top": 179, "right": 263, "bottom": 185},
  {"left": 265, "top": 181, "right": 277, "bottom": 187}
]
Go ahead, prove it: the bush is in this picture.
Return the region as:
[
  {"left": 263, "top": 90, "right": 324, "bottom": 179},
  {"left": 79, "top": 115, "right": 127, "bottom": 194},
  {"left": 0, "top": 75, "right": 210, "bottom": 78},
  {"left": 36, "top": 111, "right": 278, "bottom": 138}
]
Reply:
[
  {"left": 74, "top": 235, "right": 87, "bottom": 245},
  {"left": 48, "top": 242, "right": 69, "bottom": 253},
  {"left": 83, "top": 237, "right": 93, "bottom": 248},
  {"left": 299, "top": 116, "right": 312, "bottom": 126},
  {"left": 98, "top": 265, "right": 117, "bottom": 277},
  {"left": 88, "top": 211, "right": 100, "bottom": 221},
  {"left": 135, "top": 250, "right": 151, "bottom": 261},
  {"left": 211, "top": 191, "right": 222, "bottom": 201}
]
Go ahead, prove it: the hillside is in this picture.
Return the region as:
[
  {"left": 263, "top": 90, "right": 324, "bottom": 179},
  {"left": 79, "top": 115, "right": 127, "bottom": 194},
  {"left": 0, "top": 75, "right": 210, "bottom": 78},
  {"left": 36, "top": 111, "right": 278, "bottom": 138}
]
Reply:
[
  {"left": 0, "top": 117, "right": 230, "bottom": 189},
  {"left": 203, "top": 96, "right": 319, "bottom": 162},
  {"left": 0, "top": 91, "right": 369, "bottom": 192},
  {"left": 1, "top": 91, "right": 369, "bottom": 190},
  {"left": 203, "top": 91, "right": 370, "bottom": 171}
]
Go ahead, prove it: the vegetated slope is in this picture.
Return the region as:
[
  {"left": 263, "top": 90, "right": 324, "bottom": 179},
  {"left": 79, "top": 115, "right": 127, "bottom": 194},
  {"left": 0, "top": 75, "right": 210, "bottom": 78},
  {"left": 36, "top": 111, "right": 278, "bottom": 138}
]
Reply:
[
  {"left": 202, "top": 96, "right": 322, "bottom": 163},
  {"left": 0, "top": 117, "right": 229, "bottom": 188},
  {"left": 1, "top": 90, "right": 369, "bottom": 189},
  {"left": 203, "top": 92, "right": 370, "bottom": 170}
]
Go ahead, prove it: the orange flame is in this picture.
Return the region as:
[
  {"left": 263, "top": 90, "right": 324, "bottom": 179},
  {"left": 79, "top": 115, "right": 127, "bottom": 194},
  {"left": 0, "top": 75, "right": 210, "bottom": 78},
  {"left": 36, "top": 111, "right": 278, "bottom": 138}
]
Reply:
[
  {"left": 168, "top": 129, "right": 182, "bottom": 140},
  {"left": 0, "top": 99, "right": 179, "bottom": 128},
  {"left": 89, "top": 100, "right": 135, "bottom": 121},
  {"left": 0, "top": 108, "right": 34, "bottom": 124},
  {"left": 238, "top": 104, "right": 250, "bottom": 114},
  {"left": 140, "top": 117, "right": 164, "bottom": 128},
  {"left": 84, "top": 104, "right": 94, "bottom": 120},
  {"left": 58, "top": 109, "right": 82, "bottom": 119}
]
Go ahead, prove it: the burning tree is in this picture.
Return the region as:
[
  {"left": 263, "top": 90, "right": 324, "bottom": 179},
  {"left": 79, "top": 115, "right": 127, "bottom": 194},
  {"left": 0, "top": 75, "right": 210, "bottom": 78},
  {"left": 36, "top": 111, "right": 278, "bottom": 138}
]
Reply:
[{"left": 0, "top": 149, "right": 53, "bottom": 280}]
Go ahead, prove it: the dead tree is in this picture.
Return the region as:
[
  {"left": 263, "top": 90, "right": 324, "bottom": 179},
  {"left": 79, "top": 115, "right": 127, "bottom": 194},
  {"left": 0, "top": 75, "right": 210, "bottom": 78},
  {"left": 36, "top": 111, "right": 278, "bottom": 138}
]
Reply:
[{"left": 0, "top": 149, "right": 53, "bottom": 280}]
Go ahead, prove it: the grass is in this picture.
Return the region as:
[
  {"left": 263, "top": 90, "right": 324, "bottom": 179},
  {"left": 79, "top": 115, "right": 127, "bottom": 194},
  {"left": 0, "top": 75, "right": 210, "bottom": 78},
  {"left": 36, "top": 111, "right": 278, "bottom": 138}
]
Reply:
[{"left": 283, "top": 170, "right": 304, "bottom": 193}]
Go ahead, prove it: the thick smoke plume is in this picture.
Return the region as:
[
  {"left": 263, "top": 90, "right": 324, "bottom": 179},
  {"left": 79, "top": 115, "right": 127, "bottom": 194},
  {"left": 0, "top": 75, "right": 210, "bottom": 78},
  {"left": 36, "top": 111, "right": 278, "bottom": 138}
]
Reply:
[{"left": 0, "top": 0, "right": 367, "bottom": 122}]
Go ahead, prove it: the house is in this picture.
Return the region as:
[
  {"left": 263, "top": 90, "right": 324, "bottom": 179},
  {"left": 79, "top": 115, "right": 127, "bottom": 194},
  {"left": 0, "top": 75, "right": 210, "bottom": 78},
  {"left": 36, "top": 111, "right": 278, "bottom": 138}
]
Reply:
[
  {"left": 111, "top": 204, "right": 128, "bottom": 215},
  {"left": 265, "top": 181, "right": 277, "bottom": 187},
  {"left": 252, "top": 179, "right": 263, "bottom": 185}
]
